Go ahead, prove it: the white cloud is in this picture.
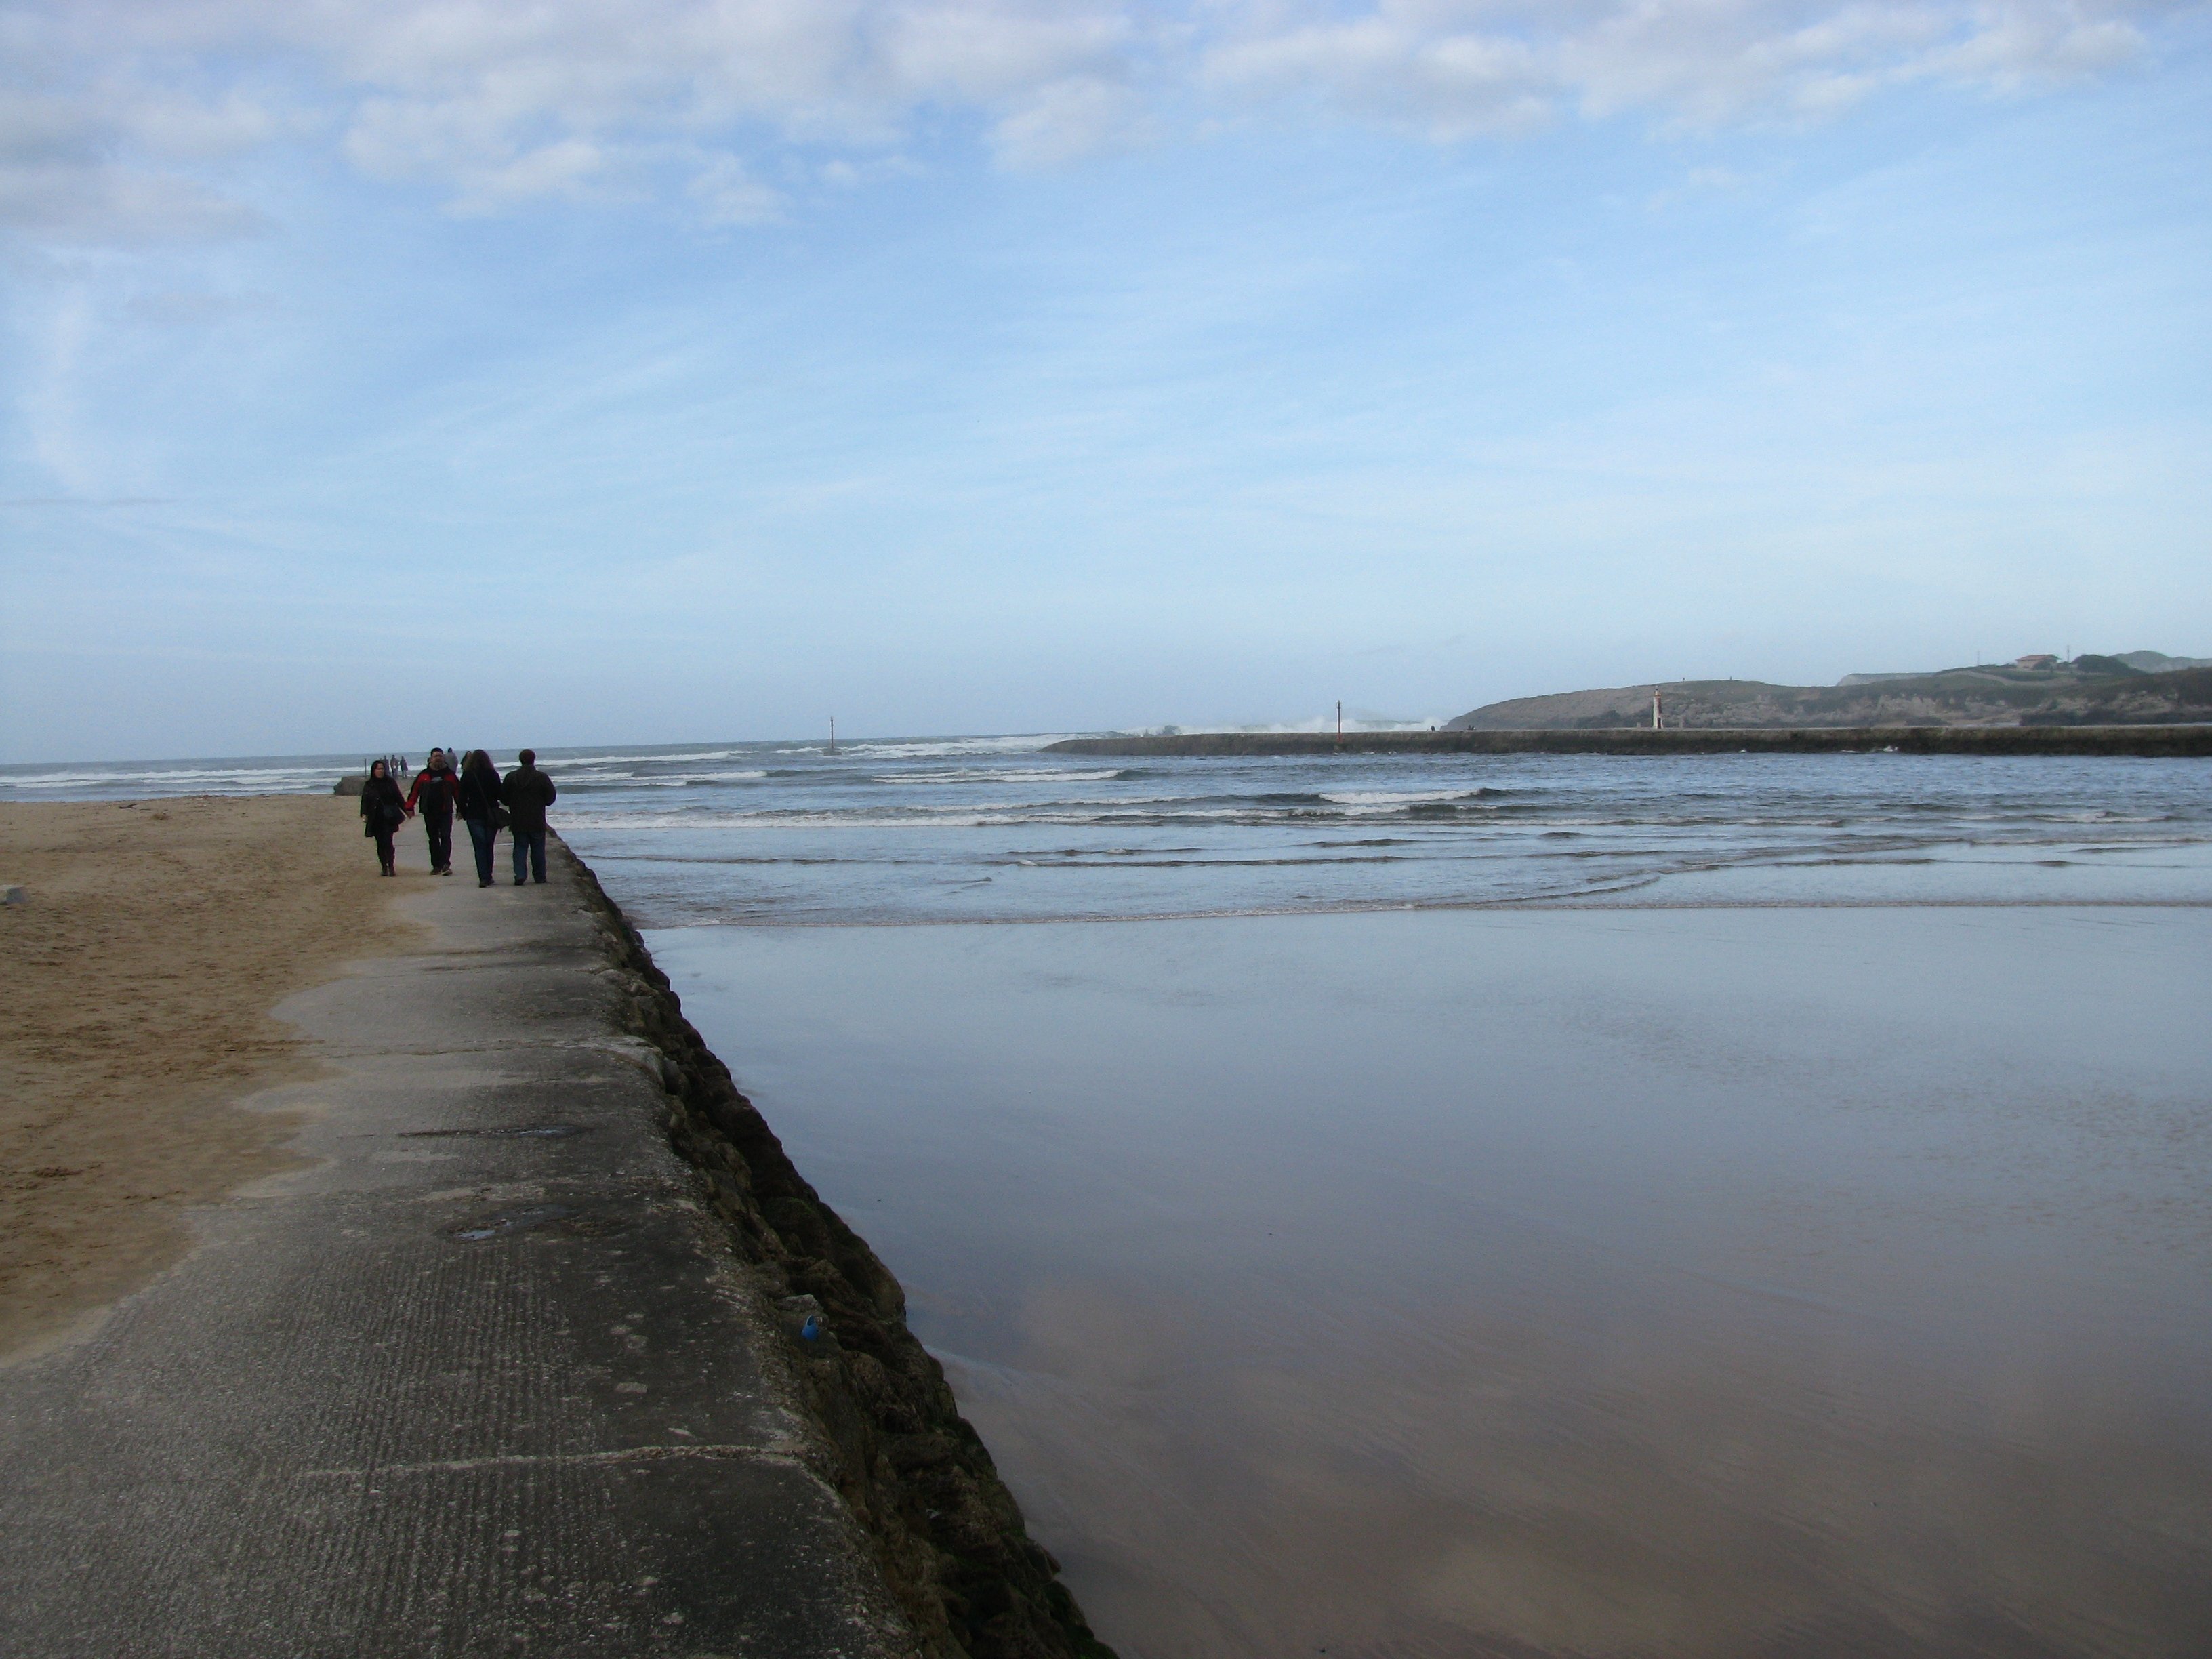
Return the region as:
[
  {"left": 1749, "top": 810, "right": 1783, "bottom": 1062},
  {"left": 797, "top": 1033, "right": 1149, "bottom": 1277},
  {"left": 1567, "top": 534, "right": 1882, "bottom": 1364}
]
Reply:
[
  {"left": 0, "top": 85, "right": 266, "bottom": 244},
  {"left": 21, "top": 287, "right": 97, "bottom": 492},
  {"left": 1202, "top": 12, "right": 1553, "bottom": 138},
  {"left": 0, "top": 0, "right": 2184, "bottom": 238},
  {"left": 991, "top": 75, "right": 1149, "bottom": 167},
  {"left": 687, "top": 153, "right": 785, "bottom": 224}
]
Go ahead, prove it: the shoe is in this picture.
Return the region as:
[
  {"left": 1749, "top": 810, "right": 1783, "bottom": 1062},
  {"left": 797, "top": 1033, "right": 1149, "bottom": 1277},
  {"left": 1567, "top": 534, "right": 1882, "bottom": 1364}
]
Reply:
[
  {"left": 440, "top": 867, "right": 453, "bottom": 876},
  {"left": 479, "top": 880, "right": 492, "bottom": 888},
  {"left": 513, "top": 878, "right": 525, "bottom": 886}
]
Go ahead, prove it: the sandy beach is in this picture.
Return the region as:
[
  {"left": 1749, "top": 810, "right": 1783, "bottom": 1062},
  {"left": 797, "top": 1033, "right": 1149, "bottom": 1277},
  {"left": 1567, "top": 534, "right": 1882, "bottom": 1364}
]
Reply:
[{"left": 0, "top": 795, "right": 415, "bottom": 1360}]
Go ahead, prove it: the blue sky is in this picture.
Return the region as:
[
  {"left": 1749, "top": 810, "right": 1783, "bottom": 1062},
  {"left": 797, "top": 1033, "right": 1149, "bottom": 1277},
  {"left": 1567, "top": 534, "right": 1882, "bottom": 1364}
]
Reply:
[{"left": 3, "top": 1, "right": 2208, "bottom": 761}]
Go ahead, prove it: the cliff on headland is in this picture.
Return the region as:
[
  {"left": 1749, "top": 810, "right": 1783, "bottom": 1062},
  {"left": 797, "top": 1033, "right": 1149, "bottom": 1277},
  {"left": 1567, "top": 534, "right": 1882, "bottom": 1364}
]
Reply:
[{"left": 1448, "top": 666, "right": 2212, "bottom": 731}]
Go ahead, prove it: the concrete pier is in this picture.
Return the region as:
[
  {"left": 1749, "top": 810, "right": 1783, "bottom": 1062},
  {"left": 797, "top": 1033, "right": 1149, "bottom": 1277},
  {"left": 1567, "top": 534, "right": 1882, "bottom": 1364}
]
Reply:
[{"left": 0, "top": 836, "right": 1108, "bottom": 1658}]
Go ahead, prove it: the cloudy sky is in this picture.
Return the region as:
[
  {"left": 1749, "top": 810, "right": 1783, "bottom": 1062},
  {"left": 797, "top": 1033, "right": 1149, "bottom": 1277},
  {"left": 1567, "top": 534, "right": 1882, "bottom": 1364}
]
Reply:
[{"left": 3, "top": 1, "right": 2207, "bottom": 760}]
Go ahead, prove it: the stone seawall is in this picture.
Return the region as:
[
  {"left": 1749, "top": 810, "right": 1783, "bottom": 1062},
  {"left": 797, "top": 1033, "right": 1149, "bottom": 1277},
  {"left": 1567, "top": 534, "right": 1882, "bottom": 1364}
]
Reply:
[
  {"left": 567, "top": 855, "right": 1116, "bottom": 1659},
  {"left": 1046, "top": 725, "right": 2212, "bottom": 758}
]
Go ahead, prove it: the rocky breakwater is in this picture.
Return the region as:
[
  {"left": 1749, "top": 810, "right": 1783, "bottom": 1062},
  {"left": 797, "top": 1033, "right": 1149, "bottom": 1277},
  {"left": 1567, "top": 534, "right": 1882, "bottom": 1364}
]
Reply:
[{"left": 567, "top": 857, "right": 1115, "bottom": 1659}]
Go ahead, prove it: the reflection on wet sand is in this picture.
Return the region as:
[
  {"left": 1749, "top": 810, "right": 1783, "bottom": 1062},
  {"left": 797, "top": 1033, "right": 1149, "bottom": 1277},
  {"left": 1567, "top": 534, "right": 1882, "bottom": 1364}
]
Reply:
[
  {"left": 950, "top": 1270, "right": 2210, "bottom": 1656},
  {"left": 655, "top": 907, "right": 2212, "bottom": 1658}
]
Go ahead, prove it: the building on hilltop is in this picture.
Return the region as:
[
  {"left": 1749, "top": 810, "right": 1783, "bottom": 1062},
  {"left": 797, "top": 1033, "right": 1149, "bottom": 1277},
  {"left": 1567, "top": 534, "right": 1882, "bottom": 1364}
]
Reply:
[{"left": 2015, "top": 653, "right": 2059, "bottom": 671}]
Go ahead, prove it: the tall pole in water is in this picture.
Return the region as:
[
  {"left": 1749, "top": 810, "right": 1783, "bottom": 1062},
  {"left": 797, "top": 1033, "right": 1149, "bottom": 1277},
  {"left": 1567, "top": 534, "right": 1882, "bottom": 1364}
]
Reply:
[
  {"left": 1336, "top": 700, "right": 1343, "bottom": 748},
  {"left": 828, "top": 716, "right": 836, "bottom": 756}
]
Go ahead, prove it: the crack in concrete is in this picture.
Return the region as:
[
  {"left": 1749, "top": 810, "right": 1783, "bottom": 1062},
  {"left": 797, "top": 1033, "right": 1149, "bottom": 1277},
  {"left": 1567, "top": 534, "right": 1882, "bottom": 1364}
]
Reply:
[{"left": 298, "top": 1442, "right": 806, "bottom": 1479}]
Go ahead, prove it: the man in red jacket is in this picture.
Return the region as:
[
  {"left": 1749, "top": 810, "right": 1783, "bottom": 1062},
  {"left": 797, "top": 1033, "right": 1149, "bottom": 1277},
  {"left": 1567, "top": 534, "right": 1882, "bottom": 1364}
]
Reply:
[{"left": 404, "top": 748, "right": 462, "bottom": 876}]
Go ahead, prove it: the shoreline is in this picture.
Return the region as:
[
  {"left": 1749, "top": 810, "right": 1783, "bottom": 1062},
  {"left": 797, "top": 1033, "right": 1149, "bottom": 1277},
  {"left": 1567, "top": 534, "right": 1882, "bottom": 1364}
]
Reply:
[
  {"left": 629, "top": 891, "right": 2212, "bottom": 931},
  {"left": 1046, "top": 724, "right": 2212, "bottom": 756}
]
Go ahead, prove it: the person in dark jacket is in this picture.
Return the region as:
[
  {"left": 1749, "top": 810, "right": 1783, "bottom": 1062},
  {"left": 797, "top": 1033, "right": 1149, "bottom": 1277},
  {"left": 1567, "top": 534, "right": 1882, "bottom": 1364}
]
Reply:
[
  {"left": 456, "top": 749, "right": 504, "bottom": 888},
  {"left": 404, "top": 748, "right": 462, "bottom": 876},
  {"left": 359, "top": 760, "right": 407, "bottom": 876},
  {"left": 500, "top": 748, "right": 557, "bottom": 885}
]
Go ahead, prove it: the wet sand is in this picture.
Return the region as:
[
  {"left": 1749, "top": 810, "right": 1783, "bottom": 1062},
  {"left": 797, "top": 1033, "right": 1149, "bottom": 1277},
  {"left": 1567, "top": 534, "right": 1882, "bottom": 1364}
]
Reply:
[
  {"left": 0, "top": 796, "right": 415, "bottom": 1360},
  {"left": 655, "top": 905, "right": 2212, "bottom": 1658}
]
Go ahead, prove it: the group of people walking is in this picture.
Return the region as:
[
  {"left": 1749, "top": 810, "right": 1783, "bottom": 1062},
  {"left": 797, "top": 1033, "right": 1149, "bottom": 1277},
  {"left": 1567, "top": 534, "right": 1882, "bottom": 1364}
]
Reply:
[{"left": 359, "top": 748, "right": 557, "bottom": 887}]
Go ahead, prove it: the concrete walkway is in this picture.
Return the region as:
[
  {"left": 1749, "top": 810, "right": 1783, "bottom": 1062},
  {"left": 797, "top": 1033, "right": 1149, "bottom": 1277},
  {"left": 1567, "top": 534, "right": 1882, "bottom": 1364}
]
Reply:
[{"left": 0, "top": 844, "right": 916, "bottom": 1657}]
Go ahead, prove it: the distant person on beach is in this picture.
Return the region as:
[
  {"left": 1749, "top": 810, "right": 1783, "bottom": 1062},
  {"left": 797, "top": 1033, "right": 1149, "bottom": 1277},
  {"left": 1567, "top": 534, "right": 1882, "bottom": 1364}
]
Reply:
[
  {"left": 359, "top": 760, "right": 407, "bottom": 877},
  {"left": 500, "top": 749, "right": 556, "bottom": 885},
  {"left": 404, "top": 748, "right": 462, "bottom": 876},
  {"left": 456, "top": 750, "right": 505, "bottom": 888}
]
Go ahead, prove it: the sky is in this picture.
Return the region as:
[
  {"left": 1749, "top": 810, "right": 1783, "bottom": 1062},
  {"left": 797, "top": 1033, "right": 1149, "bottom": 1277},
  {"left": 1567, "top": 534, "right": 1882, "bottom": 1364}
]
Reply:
[{"left": 3, "top": 1, "right": 2209, "bottom": 761}]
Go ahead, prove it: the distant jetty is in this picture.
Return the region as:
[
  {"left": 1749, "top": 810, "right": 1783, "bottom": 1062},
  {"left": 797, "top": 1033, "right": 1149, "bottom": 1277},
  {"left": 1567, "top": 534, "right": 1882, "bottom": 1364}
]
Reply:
[{"left": 1046, "top": 726, "right": 2212, "bottom": 758}]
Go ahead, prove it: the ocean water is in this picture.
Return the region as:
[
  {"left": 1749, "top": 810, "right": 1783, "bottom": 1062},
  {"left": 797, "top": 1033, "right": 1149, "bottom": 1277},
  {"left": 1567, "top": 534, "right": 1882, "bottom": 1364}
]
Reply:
[
  {"left": 657, "top": 907, "right": 2212, "bottom": 1658},
  {"left": 9, "top": 736, "right": 2206, "bottom": 918},
  {"left": 12, "top": 736, "right": 2212, "bottom": 1654}
]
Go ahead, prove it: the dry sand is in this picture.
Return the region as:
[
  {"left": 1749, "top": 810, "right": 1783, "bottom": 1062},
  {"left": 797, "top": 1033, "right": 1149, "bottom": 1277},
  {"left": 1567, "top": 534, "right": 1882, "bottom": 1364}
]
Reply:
[{"left": 0, "top": 795, "right": 417, "bottom": 1361}]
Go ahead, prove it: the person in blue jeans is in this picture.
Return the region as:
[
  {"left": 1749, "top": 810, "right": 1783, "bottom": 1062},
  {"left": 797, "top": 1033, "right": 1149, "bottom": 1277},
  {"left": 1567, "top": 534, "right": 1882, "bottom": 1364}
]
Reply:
[
  {"left": 457, "top": 750, "right": 504, "bottom": 887},
  {"left": 500, "top": 748, "right": 557, "bottom": 884},
  {"left": 403, "top": 748, "right": 462, "bottom": 876}
]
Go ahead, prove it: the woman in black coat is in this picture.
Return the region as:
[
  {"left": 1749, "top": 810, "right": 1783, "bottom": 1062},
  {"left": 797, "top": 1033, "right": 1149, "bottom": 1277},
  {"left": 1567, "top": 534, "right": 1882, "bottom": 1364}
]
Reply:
[
  {"left": 456, "top": 750, "right": 506, "bottom": 888},
  {"left": 359, "top": 759, "right": 407, "bottom": 876}
]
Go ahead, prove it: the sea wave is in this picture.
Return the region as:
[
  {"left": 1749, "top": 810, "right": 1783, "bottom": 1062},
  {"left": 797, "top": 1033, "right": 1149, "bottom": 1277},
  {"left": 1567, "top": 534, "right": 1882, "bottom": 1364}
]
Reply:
[
  {"left": 562, "top": 769, "right": 771, "bottom": 787},
  {"left": 1, "top": 762, "right": 342, "bottom": 788},
  {"left": 1319, "top": 787, "right": 1505, "bottom": 808},
  {"left": 818, "top": 735, "right": 1075, "bottom": 759},
  {"left": 880, "top": 768, "right": 1126, "bottom": 785},
  {"left": 538, "top": 746, "right": 756, "bottom": 767}
]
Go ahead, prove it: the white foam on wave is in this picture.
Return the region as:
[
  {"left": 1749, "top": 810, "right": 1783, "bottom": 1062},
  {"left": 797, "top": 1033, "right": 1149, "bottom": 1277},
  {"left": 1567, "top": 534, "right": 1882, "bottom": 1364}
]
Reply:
[
  {"left": 0, "top": 761, "right": 346, "bottom": 794},
  {"left": 1319, "top": 788, "right": 1494, "bottom": 808},
  {"left": 553, "top": 801, "right": 1279, "bottom": 831},
  {"left": 554, "top": 812, "right": 1089, "bottom": 831},
  {"left": 827, "top": 735, "right": 1080, "bottom": 760},
  {"left": 880, "top": 767, "right": 1124, "bottom": 785},
  {"left": 541, "top": 746, "right": 754, "bottom": 767},
  {"left": 568, "top": 768, "right": 771, "bottom": 786}
]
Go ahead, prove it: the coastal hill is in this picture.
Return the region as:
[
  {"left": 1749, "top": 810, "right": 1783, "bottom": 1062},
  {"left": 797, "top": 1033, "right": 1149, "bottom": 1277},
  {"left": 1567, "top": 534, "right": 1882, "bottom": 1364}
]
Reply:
[{"left": 1446, "top": 658, "right": 2212, "bottom": 731}]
